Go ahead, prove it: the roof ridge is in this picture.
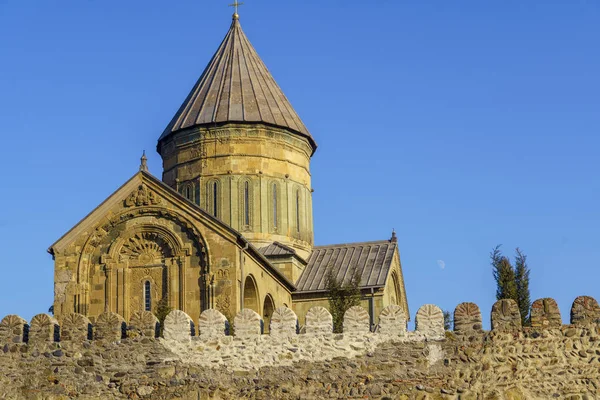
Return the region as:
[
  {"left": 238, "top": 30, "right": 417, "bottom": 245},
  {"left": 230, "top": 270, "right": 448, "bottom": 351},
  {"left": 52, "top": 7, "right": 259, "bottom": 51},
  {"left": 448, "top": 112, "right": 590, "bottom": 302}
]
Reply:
[{"left": 314, "top": 239, "right": 394, "bottom": 249}]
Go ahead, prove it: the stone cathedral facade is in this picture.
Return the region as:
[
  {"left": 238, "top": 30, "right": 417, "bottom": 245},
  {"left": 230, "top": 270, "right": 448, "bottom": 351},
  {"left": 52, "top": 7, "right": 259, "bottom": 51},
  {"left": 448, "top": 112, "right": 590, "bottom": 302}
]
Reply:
[{"left": 49, "top": 13, "right": 409, "bottom": 328}]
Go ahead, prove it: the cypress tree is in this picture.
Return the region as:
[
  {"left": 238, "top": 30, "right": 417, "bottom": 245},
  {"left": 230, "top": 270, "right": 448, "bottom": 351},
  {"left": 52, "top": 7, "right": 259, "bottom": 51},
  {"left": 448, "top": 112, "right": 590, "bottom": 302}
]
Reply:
[
  {"left": 514, "top": 248, "right": 531, "bottom": 326},
  {"left": 490, "top": 245, "right": 518, "bottom": 302}
]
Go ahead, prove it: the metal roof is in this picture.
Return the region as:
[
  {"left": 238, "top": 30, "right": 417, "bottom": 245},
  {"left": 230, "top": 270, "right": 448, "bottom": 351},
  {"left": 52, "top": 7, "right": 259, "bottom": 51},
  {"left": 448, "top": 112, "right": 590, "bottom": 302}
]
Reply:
[
  {"left": 159, "top": 15, "right": 316, "bottom": 152},
  {"left": 259, "top": 242, "right": 297, "bottom": 257},
  {"left": 295, "top": 240, "right": 397, "bottom": 294}
]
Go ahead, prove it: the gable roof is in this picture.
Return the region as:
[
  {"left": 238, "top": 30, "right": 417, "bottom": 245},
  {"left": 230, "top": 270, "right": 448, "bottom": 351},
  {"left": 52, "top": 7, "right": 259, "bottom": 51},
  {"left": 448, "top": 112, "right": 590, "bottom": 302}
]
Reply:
[
  {"left": 48, "top": 170, "right": 296, "bottom": 291},
  {"left": 158, "top": 15, "right": 316, "bottom": 154},
  {"left": 295, "top": 240, "right": 397, "bottom": 294}
]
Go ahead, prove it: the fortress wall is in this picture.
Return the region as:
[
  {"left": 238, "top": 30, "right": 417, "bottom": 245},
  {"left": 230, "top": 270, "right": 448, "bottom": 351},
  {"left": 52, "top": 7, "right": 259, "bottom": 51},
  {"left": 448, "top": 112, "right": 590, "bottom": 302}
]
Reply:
[{"left": 0, "top": 296, "right": 599, "bottom": 399}]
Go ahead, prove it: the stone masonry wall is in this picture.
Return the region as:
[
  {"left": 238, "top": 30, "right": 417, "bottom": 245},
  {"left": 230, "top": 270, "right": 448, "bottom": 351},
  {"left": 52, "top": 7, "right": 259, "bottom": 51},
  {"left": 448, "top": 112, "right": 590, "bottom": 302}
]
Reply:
[{"left": 1, "top": 296, "right": 600, "bottom": 399}]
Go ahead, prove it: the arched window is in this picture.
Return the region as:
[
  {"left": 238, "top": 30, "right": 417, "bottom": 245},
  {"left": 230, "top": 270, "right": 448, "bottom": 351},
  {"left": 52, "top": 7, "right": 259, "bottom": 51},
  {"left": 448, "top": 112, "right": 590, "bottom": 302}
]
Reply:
[
  {"left": 212, "top": 181, "right": 218, "bottom": 218},
  {"left": 295, "top": 190, "right": 301, "bottom": 233},
  {"left": 144, "top": 281, "right": 151, "bottom": 311},
  {"left": 272, "top": 183, "right": 278, "bottom": 230},
  {"left": 207, "top": 180, "right": 219, "bottom": 218},
  {"left": 185, "top": 184, "right": 192, "bottom": 201},
  {"left": 244, "top": 181, "right": 250, "bottom": 227}
]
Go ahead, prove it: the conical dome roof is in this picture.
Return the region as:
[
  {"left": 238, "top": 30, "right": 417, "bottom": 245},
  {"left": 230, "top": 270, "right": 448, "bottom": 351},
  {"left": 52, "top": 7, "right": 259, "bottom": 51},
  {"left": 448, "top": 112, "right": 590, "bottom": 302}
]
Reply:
[{"left": 159, "top": 15, "right": 316, "bottom": 152}]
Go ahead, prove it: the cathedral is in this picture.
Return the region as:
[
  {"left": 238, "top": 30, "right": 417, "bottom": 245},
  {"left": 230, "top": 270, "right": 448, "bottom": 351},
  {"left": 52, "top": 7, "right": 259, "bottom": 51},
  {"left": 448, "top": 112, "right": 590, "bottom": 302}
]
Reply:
[{"left": 49, "top": 12, "right": 409, "bottom": 328}]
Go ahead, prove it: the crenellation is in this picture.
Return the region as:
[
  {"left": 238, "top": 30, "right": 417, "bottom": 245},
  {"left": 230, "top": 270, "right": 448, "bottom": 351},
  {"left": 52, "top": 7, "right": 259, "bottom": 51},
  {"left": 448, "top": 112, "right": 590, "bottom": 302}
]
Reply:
[
  {"left": 570, "top": 295, "right": 600, "bottom": 326},
  {"left": 128, "top": 311, "right": 159, "bottom": 337},
  {"left": 0, "top": 315, "right": 27, "bottom": 344},
  {"left": 378, "top": 304, "right": 406, "bottom": 336},
  {"left": 233, "top": 308, "right": 262, "bottom": 338},
  {"left": 491, "top": 299, "right": 522, "bottom": 331},
  {"left": 415, "top": 304, "right": 444, "bottom": 338},
  {"left": 28, "top": 313, "right": 59, "bottom": 344},
  {"left": 163, "top": 310, "right": 194, "bottom": 342},
  {"left": 453, "top": 302, "right": 482, "bottom": 333},
  {"left": 198, "top": 309, "right": 228, "bottom": 339},
  {"left": 531, "top": 297, "right": 562, "bottom": 329},
  {"left": 305, "top": 306, "right": 333, "bottom": 335}
]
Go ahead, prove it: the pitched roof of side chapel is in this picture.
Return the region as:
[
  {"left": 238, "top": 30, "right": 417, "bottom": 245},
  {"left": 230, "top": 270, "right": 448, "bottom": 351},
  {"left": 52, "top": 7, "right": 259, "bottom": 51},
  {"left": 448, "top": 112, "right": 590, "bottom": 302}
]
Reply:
[
  {"left": 159, "top": 14, "right": 316, "bottom": 153},
  {"left": 296, "top": 240, "right": 399, "bottom": 294}
]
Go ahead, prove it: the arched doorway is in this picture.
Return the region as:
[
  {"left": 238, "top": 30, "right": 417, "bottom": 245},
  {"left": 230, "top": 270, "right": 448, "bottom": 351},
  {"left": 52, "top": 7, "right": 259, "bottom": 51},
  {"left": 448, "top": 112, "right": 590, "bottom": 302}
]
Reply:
[
  {"left": 262, "top": 294, "right": 275, "bottom": 333},
  {"left": 243, "top": 275, "right": 259, "bottom": 313}
]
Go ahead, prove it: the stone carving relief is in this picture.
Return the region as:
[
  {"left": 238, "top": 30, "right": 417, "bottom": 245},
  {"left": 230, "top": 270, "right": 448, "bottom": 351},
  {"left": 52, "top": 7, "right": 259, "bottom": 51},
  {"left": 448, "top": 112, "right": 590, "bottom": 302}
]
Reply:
[
  {"left": 29, "top": 314, "right": 59, "bottom": 344},
  {"left": 570, "top": 296, "right": 600, "bottom": 326},
  {"left": 94, "top": 312, "right": 126, "bottom": 341},
  {"left": 305, "top": 306, "right": 333, "bottom": 335},
  {"left": 60, "top": 313, "right": 92, "bottom": 342},
  {"left": 415, "top": 304, "right": 444, "bottom": 337},
  {"left": 234, "top": 309, "right": 262, "bottom": 338},
  {"left": 198, "top": 309, "right": 228, "bottom": 339},
  {"left": 343, "top": 306, "right": 370, "bottom": 334},
  {"left": 120, "top": 232, "right": 172, "bottom": 265},
  {"left": 215, "top": 284, "right": 232, "bottom": 315},
  {"left": 124, "top": 184, "right": 162, "bottom": 207},
  {"left": 453, "top": 302, "right": 482, "bottom": 333},
  {"left": 491, "top": 299, "right": 522, "bottom": 331},
  {"left": 378, "top": 305, "right": 406, "bottom": 336},
  {"left": 163, "top": 310, "right": 194, "bottom": 342},
  {"left": 270, "top": 307, "right": 297, "bottom": 338},
  {"left": 0, "top": 315, "right": 27, "bottom": 344},
  {"left": 530, "top": 298, "right": 561, "bottom": 329},
  {"left": 128, "top": 311, "right": 159, "bottom": 337}
]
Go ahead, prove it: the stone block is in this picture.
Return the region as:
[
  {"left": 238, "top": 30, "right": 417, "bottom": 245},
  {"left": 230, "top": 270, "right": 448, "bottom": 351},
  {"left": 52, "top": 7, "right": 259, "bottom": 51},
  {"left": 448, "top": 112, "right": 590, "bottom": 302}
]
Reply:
[
  {"left": 129, "top": 311, "right": 159, "bottom": 337},
  {"left": 305, "top": 306, "right": 332, "bottom": 335},
  {"left": 60, "top": 313, "right": 92, "bottom": 342},
  {"left": 491, "top": 299, "right": 522, "bottom": 331},
  {"left": 198, "top": 309, "right": 228, "bottom": 339},
  {"left": 0, "top": 315, "right": 27, "bottom": 344},
  {"left": 94, "top": 312, "right": 126, "bottom": 341},
  {"left": 343, "top": 306, "right": 370, "bottom": 334},
  {"left": 415, "top": 304, "right": 444, "bottom": 337},
  {"left": 29, "top": 314, "right": 59, "bottom": 344},
  {"left": 234, "top": 309, "right": 262, "bottom": 338},
  {"left": 163, "top": 310, "right": 194, "bottom": 342},
  {"left": 530, "top": 298, "right": 561, "bottom": 329},
  {"left": 570, "top": 296, "right": 600, "bottom": 326},
  {"left": 269, "top": 307, "right": 297, "bottom": 338},
  {"left": 378, "top": 305, "right": 406, "bottom": 336},
  {"left": 453, "top": 302, "right": 482, "bottom": 333}
]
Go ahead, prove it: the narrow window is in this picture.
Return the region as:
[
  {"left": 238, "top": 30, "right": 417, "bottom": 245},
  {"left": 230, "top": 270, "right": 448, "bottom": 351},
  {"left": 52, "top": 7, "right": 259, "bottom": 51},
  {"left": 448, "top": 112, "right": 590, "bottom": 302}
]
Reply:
[
  {"left": 244, "top": 181, "right": 250, "bottom": 226},
  {"left": 212, "top": 182, "right": 218, "bottom": 218},
  {"left": 273, "top": 184, "right": 278, "bottom": 229},
  {"left": 185, "top": 185, "right": 192, "bottom": 201},
  {"left": 144, "top": 281, "right": 151, "bottom": 311},
  {"left": 296, "top": 190, "right": 300, "bottom": 232}
]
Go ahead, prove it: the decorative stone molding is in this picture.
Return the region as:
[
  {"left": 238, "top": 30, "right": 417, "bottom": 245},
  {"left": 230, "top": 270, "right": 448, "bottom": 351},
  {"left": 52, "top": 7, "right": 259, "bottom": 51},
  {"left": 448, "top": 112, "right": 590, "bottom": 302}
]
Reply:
[
  {"left": 129, "top": 311, "right": 159, "bottom": 337},
  {"left": 125, "top": 184, "right": 162, "bottom": 207},
  {"left": 94, "top": 312, "right": 126, "bottom": 341},
  {"left": 305, "top": 307, "right": 332, "bottom": 335},
  {"left": 234, "top": 309, "right": 262, "bottom": 339},
  {"left": 164, "top": 310, "right": 194, "bottom": 342},
  {"left": 0, "top": 315, "right": 27, "bottom": 344},
  {"left": 378, "top": 305, "right": 406, "bottom": 336},
  {"left": 454, "top": 302, "right": 482, "bottom": 333},
  {"left": 198, "top": 309, "right": 228, "bottom": 340},
  {"left": 343, "top": 306, "right": 370, "bottom": 334},
  {"left": 415, "top": 304, "right": 444, "bottom": 337},
  {"left": 491, "top": 299, "right": 522, "bottom": 331},
  {"left": 60, "top": 313, "right": 92, "bottom": 342},
  {"left": 270, "top": 307, "right": 298, "bottom": 338},
  {"left": 29, "top": 314, "right": 59, "bottom": 344},
  {"left": 531, "top": 298, "right": 561, "bottom": 329}
]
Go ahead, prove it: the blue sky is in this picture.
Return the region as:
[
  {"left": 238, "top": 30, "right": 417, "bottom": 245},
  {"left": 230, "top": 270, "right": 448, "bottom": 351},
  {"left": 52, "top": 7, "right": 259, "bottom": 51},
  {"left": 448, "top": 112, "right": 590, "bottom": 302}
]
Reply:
[{"left": 0, "top": 1, "right": 598, "bottom": 328}]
